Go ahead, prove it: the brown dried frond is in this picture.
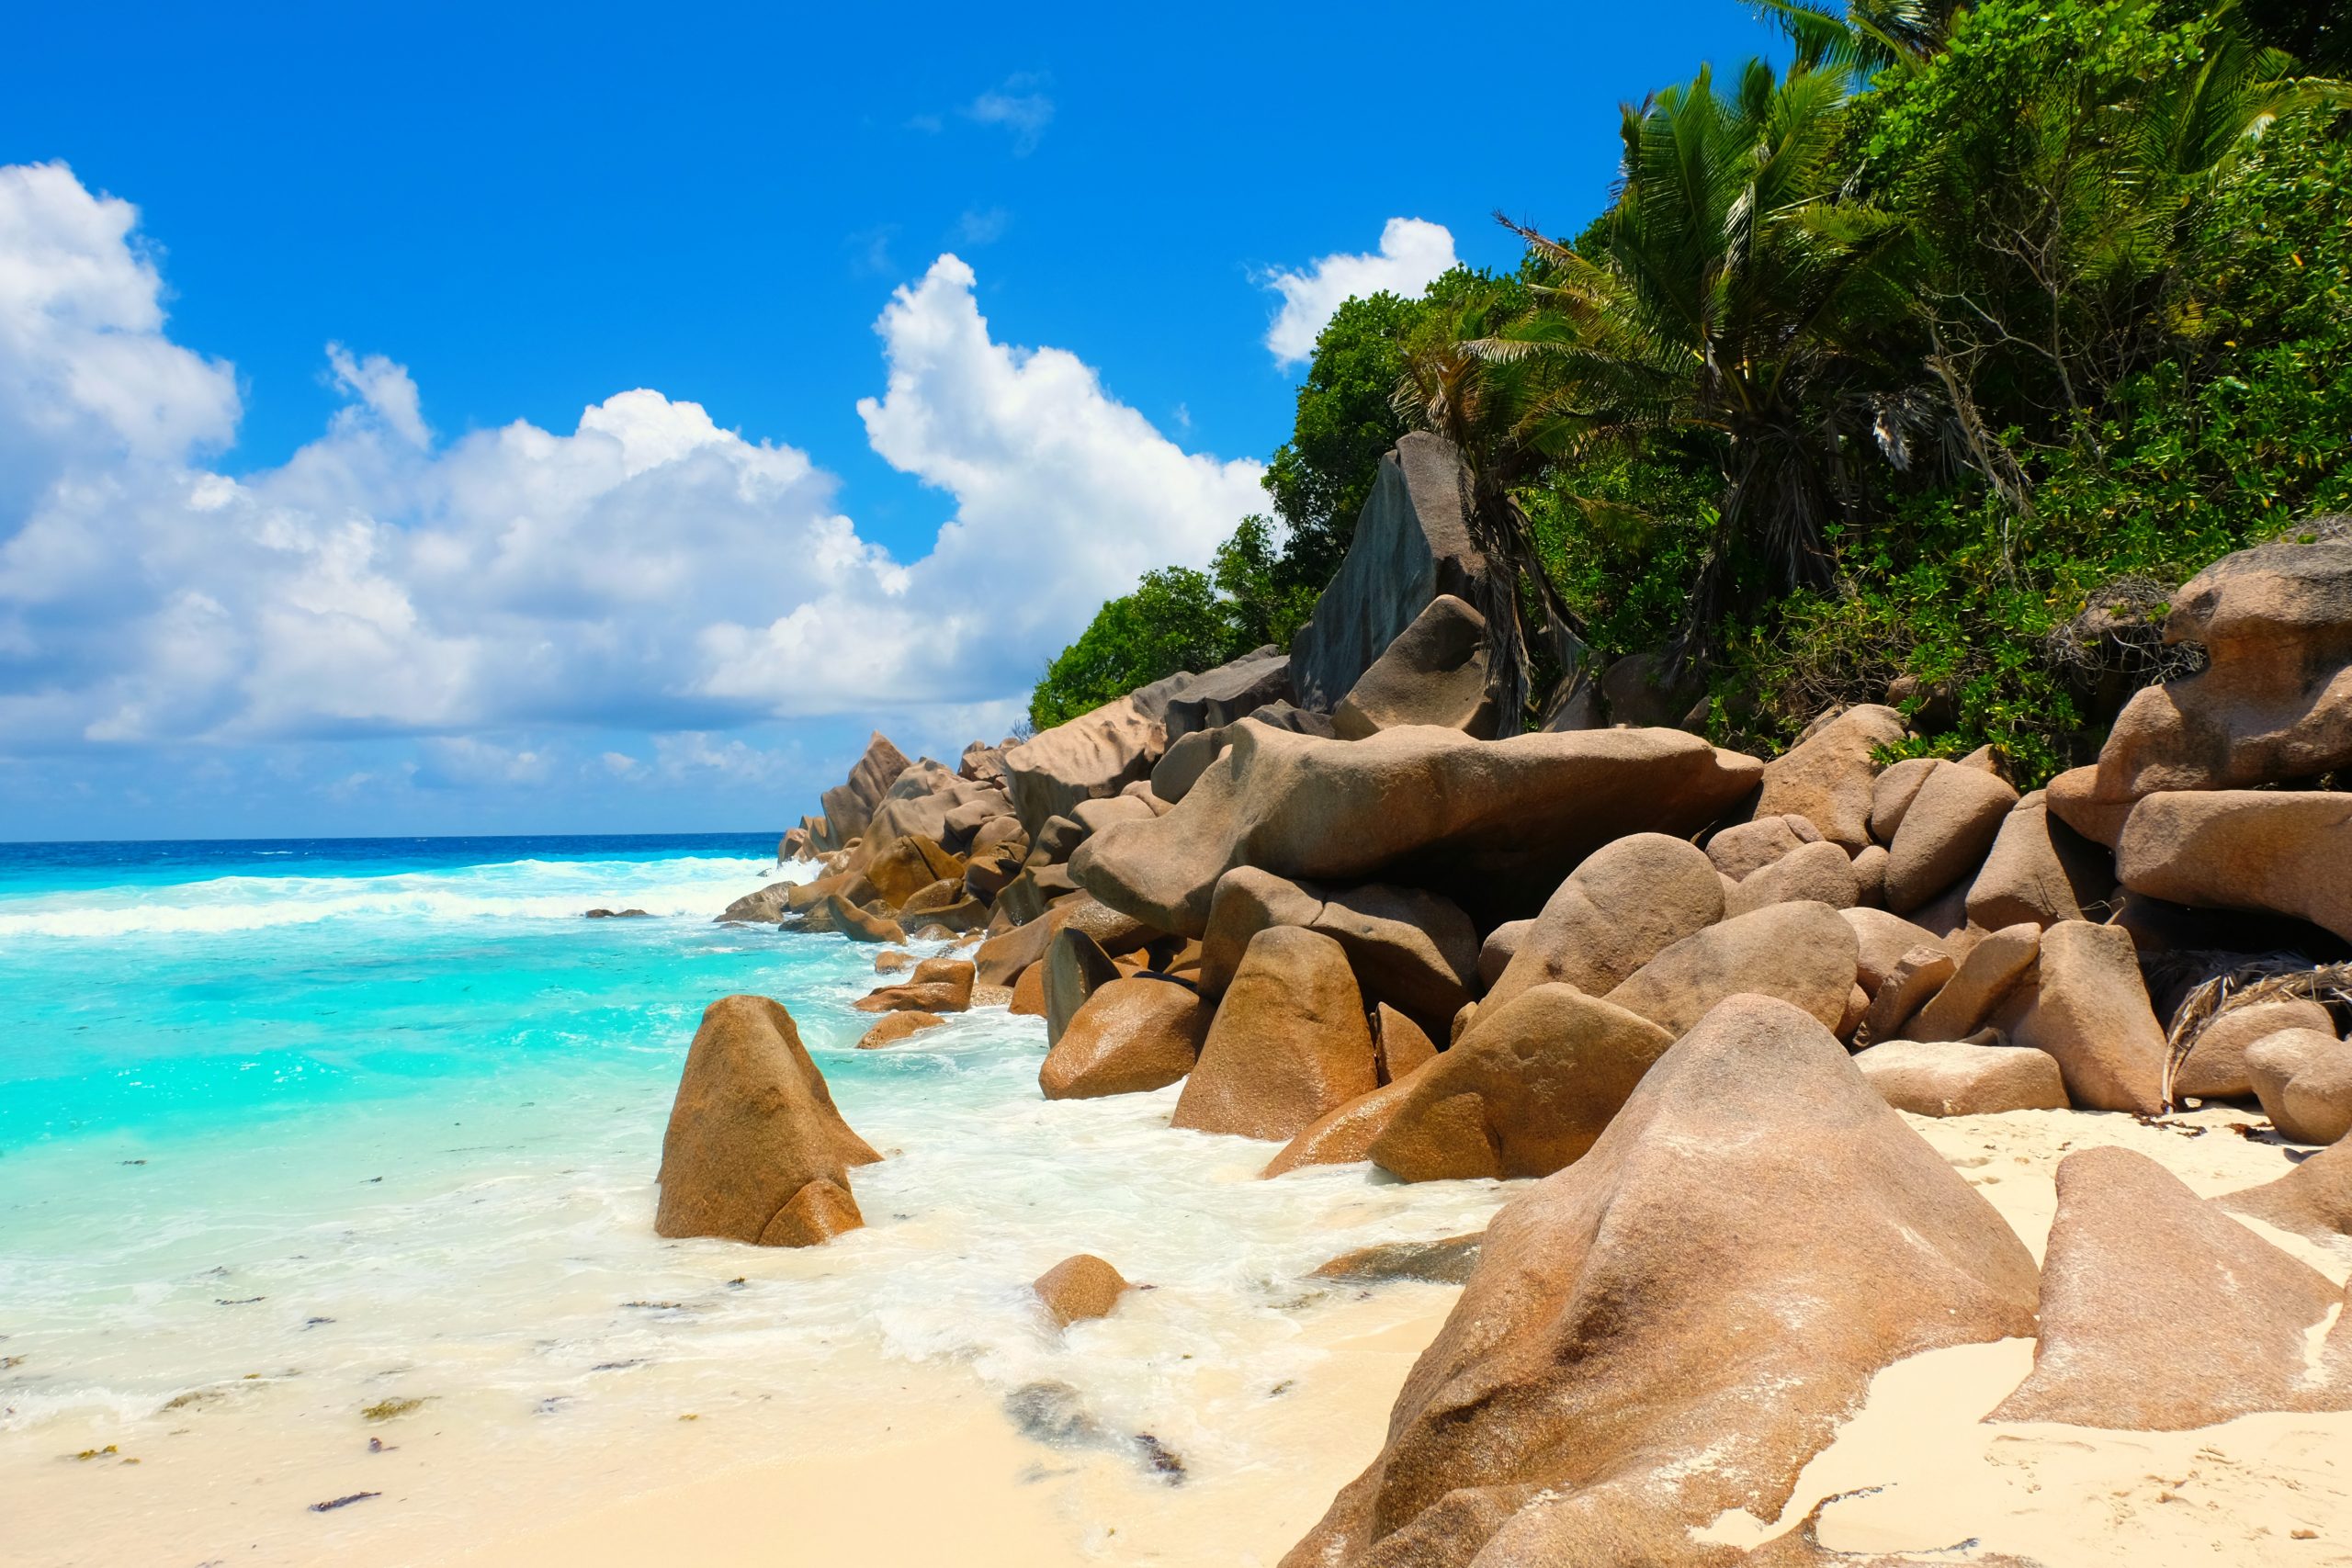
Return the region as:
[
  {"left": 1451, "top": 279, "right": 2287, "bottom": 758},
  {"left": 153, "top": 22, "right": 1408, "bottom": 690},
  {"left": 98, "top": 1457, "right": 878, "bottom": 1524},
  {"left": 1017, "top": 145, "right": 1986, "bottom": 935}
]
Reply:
[{"left": 2162, "top": 960, "right": 2352, "bottom": 1111}]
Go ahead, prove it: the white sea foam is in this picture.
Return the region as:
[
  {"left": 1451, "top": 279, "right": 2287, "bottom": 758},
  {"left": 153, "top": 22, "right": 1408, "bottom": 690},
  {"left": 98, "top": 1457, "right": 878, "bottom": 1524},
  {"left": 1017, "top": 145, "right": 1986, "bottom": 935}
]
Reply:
[{"left": 0, "top": 854, "right": 797, "bottom": 939}]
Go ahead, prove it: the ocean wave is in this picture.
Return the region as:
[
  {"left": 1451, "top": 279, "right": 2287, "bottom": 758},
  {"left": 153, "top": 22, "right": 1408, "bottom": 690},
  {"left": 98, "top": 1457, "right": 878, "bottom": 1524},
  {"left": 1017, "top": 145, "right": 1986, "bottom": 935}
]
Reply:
[{"left": 0, "top": 855, "right": 802, "bottom": 940}]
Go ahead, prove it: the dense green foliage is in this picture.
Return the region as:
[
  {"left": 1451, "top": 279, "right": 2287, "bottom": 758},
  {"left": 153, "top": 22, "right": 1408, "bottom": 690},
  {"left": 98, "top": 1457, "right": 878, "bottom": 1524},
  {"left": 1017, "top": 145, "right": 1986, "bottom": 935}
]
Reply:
[{"left": 1033, "top": 0, "right": 2349, "bottom": 781}]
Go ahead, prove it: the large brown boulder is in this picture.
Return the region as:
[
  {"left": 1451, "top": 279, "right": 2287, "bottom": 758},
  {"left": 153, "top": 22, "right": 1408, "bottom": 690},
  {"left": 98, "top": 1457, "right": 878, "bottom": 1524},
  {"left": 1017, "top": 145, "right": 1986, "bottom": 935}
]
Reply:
[
  {"left": 2114, "top": 789, "right": 2352, "bottom": 943},
  {"left": 1991, "top": 1145, "right": 2352, "bottom": 1428},
  {"left": 1171, "top": 927, "right": 1378, "bottom": 1140},
  {"left": 1602, "top": 901, "right": 1859, "bottom": 1036},
  {"left": 1868, "top": 756, "right": 1937, "bottom": 844},
  {"left": 1369, "top": 984, "right": 1675, "bottom": 1182},
  {"left": 1196, "top": 866, "right": 1326, "bottom": 998},
  {"left": 1070, "top": 720, "right": 1762, "bottom": 936},
  {"left": 815, "top": 731, "right": 912, "bottom": 851},
  {"left": 2003, "top": 920, "right": 2167, "bottom": 1112},
  {"left": 1851, "top": 1039, "right": 2068, "bottom": 1116},
  {"left": 2246, "top": 1028, "right": 2352, "bottom": 1145},
  {"left": 1162, "top": 646, "right": 1293, "bottom": 741},
  {"left": 1855, "top": 945, "right": 1954, "bottom": 1044},
  {"left": 1288, "top": 432, "right": 1497, "bottom": 713},
  {"left": 1723, "top": 839, "right": 1858, "bottom": 918},
  {"left": 852, "top": 956, "right": 975, "bottom": 1014},
  {"left": 1283, "top": 995, "right": 2039, "bottom": 1567},
  {"left": 1041, "top": 926, "right": 1122, "bottom": 1048},
  {"left": 1374, "top": 1002, "right": 1439, "bottom": 1083},
  {"left": 1839, "top": 907, "right": 1955, "bottom": 993},
  {"left": 1001, "top": 671, "right": 1187, "bottom": 838},
  {"left": 1965, "top": 790, "right": 2114, "bottom": 930},
  {"left": 2176, "top": 997, "right": 2335, "bottom": 1100},
  {"left": 1453, "top": 833, "right": 1724, "bottom": 1020},
  {"left": 855, "top": 1010, "right": 945, "bottom": 1050},
  {"left": 1883, "top": 761, "right": 2018, "bottom": 912},
  {"left": 1310, "top": 884, "right": 1480, "bottom": 1036},
  {"left": 1907, "top": 922, "right": 2039, "bottom": 1042},
  {"left": 1705, "top": 814, "right": 1815, "bottom": 881},
  {"left": 654, "top": 996, "right": 882, "bottom": 1247},
  {"left": 854, "top": 763, "right": 1001, "bottom": 868},
  {"left": 1754, "top": 704, "right": 1905, "bottom": 851},
  {"left": 1038, "top": 977, "right": 1210, "bottom": 1100},
  {"left": 1332, "top": 593, "right": 1498, "bottom": 741},
  {"left": 2220, "top": 1137, "right": 2352, "bottom": 1246},
  {"left": 1262, "top": 1077, "right": 1419, "bottom": 1178},
  {"left": 823, "top": 892, "right": 904, "bottom": 944},
  {"left": 1149, "top": 727, "right": 1227, "bottom": 805},
  {"left": 2048, "top": 537, "right": 2352, "bottom": 844},
  {"left": 718, "top": 881, "right": 797, "bottom": 924}
]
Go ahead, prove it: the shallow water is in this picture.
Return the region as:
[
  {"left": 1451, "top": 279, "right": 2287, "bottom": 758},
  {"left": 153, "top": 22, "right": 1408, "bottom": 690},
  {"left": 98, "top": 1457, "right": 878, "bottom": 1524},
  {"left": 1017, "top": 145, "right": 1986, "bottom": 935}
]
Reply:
[{"left": 0, "top": 836, "right": 1506, "bottom": 1565}]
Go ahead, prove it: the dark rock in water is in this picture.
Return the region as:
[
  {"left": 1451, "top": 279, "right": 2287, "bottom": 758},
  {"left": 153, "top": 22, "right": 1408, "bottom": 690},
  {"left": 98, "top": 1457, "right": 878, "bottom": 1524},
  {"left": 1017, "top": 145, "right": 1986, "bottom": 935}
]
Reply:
[
  {"left": 1164, "top": 647, "right": 1294, "bottom": 742},
  {"left": 716, "top": 883, "right": 796, "bottom": 924},
  {"left": 1309, "top": 1234, "right": 1483, "bottom": 1286},
  {"left": 1288, "top": 434, "right": 1496, "bottom": 714},
  {"left": 1002, "top": 1380, "right": 1186, "bottom": 1483},
  {"left": 583, "top": 908, "right": 651, "bottom": 919}
]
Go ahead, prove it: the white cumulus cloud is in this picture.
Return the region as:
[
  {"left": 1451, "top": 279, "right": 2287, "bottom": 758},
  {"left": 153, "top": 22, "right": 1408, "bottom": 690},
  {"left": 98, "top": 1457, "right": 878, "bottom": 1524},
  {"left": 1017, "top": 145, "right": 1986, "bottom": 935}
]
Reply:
[
  {"left": 1261, "top": 217, "right": 1459, "bottom": 367},
  {"left": 0, "top": 164, "right": 1261, "bottom": 764}
]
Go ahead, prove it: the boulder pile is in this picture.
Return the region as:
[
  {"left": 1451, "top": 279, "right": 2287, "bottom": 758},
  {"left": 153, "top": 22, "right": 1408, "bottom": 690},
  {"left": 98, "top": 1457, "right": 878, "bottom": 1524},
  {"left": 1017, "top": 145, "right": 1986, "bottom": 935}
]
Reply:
[{"left": 678, "top": 440, "right": 2352, "bottom": 1551}]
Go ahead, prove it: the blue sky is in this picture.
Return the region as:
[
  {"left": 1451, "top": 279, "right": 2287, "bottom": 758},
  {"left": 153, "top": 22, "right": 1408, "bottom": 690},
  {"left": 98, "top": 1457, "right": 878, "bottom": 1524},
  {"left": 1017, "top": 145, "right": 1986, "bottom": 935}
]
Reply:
[{"left": 0, "top": 0, "right": 1780, "bottom": 840}]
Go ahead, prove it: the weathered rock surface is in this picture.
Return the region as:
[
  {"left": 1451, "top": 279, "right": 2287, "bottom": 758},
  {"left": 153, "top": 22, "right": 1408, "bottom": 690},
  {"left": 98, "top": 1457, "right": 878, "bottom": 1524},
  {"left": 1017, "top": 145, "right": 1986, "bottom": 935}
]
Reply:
[
  {"left": 1476, "top": 833, "right": 1724, "bottom": 1018},
  {"left": 1310, "top": 884, "right": 1480, "bottom": 1034},
  {"left": 1038, "top": 977, "right": 1210, "bottom": 1100},
  {"left": 1073, "top": 721, "right": 1761, "bottom": 936},
  {"left": 1163, "top": 646, "right": 1294, "bottom": 741},
  {"left": 1602, "top": 901, "right": 1859, "bottom": 1036},
  {"left": 2177, "top": 998, "right": 2335, "bottom": 1100},
  {"left": 1724, "top": 838, "right": 1859, "bottom": 917},
  {"left": 816, "top": 731, "right": 912, "bottom": 850},
  {"left": 1283, "top": 995, "right": 2039, "bottom": 1568},
  {"left": 1197, "top": 866, "right": 1326, "bottom": 998},
  {"left": 1883, "top": 761, "right": 2018, "bottom": 912},
  {"left": 1002, "top": 672, "right": 1186, "bottom": 838},
  {"left": 1262, "top": 1077, "right": 1419, "bottom": 1178},
  {"left": 1309, "top": 1234, "right": 1484, "bottom": 1286},
  {"left": 2220, "top": 1138, "right": 2352, "bottom": 1247},
  {"left": 718, "top": 882, "right": 797, "bottom": 924},
  {"left": 1857, "top": 945, "right": 1955, "bottom": 1044},
  {"left": 1171, "top": 927, "right": 1378, "bottom": 1141},
  {"left": 2051, "top": 538, "right": 2352, "bottom": 842},
  {"left": 1289, "top": 433, "right": 1495, "bottom": 712},
  {"left": 1852, "top": 1039, "right": 2068, "bottom": 1116},
  {"left": 1991, "top": 1145, "right": 2352, "bottom": 1428},
  {"left": 1966, "top": 790, "right": 2115, "bottom": 930},
  {"left": 1705, "top": 815, "right": 1814, "bottom": 881},
  {"left": 852, "top": 956, "right": 975, "bottom": 1014},
  {"left": 2005, "top": 920, "right": 2168, "bottom": 1112},
  {"left": 1868, "top": 756, "right": 1938, "bottom": 845},
  {"left": 1042, "top": 927, "right": 1123, "bottom": 1048},
  {"left": 1332, "top": 594, "right": 1497, "bottom": 741},
  {"left": 654, "top": 996, "right": 881, "bottom": 1247},
  {"left": 1149, "top": 727, "right": 1227, "bottom": 805},
  {"left": 1755, "top": 705, "right": 1905, "bottom": 851},
  {"left": 2114, "top": 789, "right": 2352, "bottom": 943},
  {"left": 1840, "top": 907, "right": 1954, "bottom": 993},
  {"left": 854, "top": 1010, "right": 946, "bottom": 1050},
  {"left": 1370, "top": 984, "right": 1674, "bottom": 1182},
  {"left": 1477, "top": 919, "right": 1530, "bottom": 989},
  {"left": 1374, "top": 1002, "right": 1438, "bottom": 1084},
  {"left": 1071, "top": 794, "right": 1157, "bottom": 840},
  {"left": 1034, "top": 1254, "right": 1131, "bottom": 1328},
  {"left": 1849, "top": 842, "right": 1889, "bottom": 908},
  {"left": 823, "top": 892, "right": 905, "bottom": 944},
  {"left": 2247, "top": 1028, "right": 2352, "bottom": 1145},
  {"left": 1908, "top": 922, "right": 2040, "bottom": 1042}
]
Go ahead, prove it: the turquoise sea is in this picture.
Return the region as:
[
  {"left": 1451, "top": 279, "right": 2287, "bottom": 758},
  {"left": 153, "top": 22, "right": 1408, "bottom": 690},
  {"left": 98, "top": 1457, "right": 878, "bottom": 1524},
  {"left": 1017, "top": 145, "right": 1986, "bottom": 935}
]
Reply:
[{"left": 0, "top": 835, "right": 1506, "bottom": 1566}]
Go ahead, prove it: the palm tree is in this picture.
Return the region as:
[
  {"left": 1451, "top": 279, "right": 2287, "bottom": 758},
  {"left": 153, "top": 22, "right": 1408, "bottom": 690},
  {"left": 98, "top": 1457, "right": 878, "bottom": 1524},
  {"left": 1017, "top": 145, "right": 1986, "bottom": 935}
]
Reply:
[{"left": 1470, "top": 56, "right": 1913, "bottom": 660}]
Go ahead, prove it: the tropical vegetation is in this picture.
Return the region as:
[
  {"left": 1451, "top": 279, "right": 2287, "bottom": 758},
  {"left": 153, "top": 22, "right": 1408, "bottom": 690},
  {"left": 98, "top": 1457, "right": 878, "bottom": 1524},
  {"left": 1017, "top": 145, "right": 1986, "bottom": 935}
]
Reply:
[{"left": 1030, "top": 0, "right": 2350, "bottom": 785}]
